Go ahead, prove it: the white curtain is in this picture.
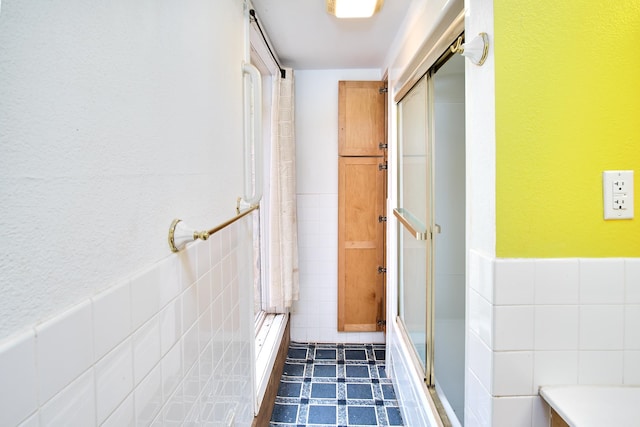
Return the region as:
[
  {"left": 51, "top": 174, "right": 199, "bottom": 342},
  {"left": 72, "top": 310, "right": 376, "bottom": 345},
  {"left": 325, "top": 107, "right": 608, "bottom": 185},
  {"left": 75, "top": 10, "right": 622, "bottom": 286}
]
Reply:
[{"left": 267, "top": 68, "right": 299, "bottom": 312}]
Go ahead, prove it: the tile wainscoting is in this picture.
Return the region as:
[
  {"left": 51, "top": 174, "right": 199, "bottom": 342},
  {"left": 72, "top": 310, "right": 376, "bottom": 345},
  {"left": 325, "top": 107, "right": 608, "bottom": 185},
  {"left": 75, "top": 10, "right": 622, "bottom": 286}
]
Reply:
[
  {"left": 293, "top": 194, "right": 384, "bottom": 344},
  {"left": 467, "top": 252, "right": 640, "bottom": 426},
  {"left": 0, "top": 216, "right": 255, "bottom": 426}
]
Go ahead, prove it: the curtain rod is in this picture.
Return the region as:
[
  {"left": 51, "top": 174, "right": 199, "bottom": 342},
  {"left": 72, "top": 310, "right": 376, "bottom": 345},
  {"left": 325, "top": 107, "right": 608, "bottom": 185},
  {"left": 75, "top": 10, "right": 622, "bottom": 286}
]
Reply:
[{"left": 249, "top": 9, "right": 286, "bottom": 79}]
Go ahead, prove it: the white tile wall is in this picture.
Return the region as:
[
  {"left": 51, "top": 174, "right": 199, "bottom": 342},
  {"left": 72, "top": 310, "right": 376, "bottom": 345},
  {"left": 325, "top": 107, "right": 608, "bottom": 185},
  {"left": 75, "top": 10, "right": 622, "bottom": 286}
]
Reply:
[
  {"left": 533, "top": 259, "right": 579, "bottom": 305},
  {"left": 470, "top": 249, "right": 495, "bottom": 303},
  {"left": 18, "top": 413, "right": 39, "bottom": 427},
  {"left": 492, "top": 396, "right": 533, "bottom": 427},
  {"left": 469, "top": 289, "right": 493, "bottom": 348},
  {"left": 578, "top": 350, "right": 624, "bottom": 384},
  {"left": 492, "top": 351, "right": 533, "bottom": 396},
  {"left": 39, "top": 370, "right": 95, "bottom": 426},
  {"left": 36, "top": 300, "right": 94, "bottom": 403},
  {"left": 531, "top": 396, "right": 551, "bottom": 427},
  {"left": 464, "top": 256, "right": 639, "bottom": 426},
  {"left": 95, "top": 339, "right": 133, "bottom": 424},
  {"left": 532, "top": 351, "right": 578, "bottom": 391},
  {"left": 0, "top": 330, "right": 37, "bottom": 426},
  {"left": 625, "top": 305, "right": 640, "bottom": 349},
  {"left": 92, "top": 279, "right": 132, "bottom": 360},
  {"left": 623, "top": 351, "right": 640, "bottom": 383},
  {"left": 102, "top": 394, "right": 135, "bottom": 427},
  {"left": 493, "top": 305, "right": 534, "bottom": 351},
  {"left": 392, "top": 250, "right": 640, "bottom": 427},
  {"left": 466, "top": 369, "right": 492, "bottom": 426},
  {"left": 534, "top": 306, "right": 579, "bottom": 350},
  {"left": 625, "top": 259, "right": 640, "bottom": 303},
  {"left": 579, "top": 305, "right": 624, "bottom": 350},
  {"left": 494, "top": 260, "right": 534, "bottom": 305},
  {"left": 0, "top": 215, "right": 255, "bottom": 426},
  {"left": 292, "top": 194, "right": 384, "bottom": 344},
  {"left": 579, "top": 259, "right": 625, "bottom": 304},
  {"left": 468, "top": 331, "right": 492, "bottom": 391}
]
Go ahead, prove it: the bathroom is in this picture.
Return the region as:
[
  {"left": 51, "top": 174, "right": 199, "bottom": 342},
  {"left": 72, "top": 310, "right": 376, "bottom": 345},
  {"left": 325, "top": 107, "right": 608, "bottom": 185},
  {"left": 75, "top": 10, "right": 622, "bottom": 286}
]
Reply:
[{"left": 0, "top": 0, "right": 639, "bottom": 426}]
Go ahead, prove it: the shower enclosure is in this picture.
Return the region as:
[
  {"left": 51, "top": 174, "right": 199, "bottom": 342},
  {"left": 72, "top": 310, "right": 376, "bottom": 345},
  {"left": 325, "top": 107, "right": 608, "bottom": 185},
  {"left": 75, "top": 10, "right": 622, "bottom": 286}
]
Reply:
[{"left": 395, "top": 50, "right": 466, "bottom": 425}]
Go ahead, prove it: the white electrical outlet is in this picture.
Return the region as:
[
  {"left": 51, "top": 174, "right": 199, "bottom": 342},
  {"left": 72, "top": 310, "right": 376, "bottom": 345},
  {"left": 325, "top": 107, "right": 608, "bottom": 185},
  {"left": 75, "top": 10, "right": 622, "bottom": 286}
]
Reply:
[{"left": 603, "top": 170, "right": 634, "bottom": 220}]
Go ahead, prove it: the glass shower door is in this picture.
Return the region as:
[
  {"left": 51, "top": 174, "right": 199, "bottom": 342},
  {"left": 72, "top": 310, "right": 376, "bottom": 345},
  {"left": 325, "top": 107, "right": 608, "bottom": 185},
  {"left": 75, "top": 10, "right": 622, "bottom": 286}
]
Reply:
[
  {"left": 395, "top": 49, "right": 466, "bottom": 426},
  {"left": 432, "top": 53, "right": 466, "bottom": 424},
  {"left": 396, "top": 76, "right": 431, "bottom": 374}
]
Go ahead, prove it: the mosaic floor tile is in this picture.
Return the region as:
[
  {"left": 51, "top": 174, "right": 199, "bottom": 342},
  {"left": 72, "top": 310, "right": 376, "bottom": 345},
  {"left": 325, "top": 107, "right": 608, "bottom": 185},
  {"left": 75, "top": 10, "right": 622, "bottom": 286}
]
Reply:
[
  {"left": 345, "top": 349, "right": 367, "bottom": 360},
  {"left": 308, "top": 405, "right": 337, "bottom": 424},
  {"left": 347, "top": 406, "right": 377, "bottom": 425},
  {"left": 314, "top": 364, "right": 337, "bottom": 378},
  {"left": 346, "top": 384, "right": 372, "bottom": 399},
  {"left": 284, "top": 363, "right": 305, "bottom": 377},
  {"left": 311, "top": 383, "right": 337, "bottom": 399},
  {"left": 387, "top": 407, "right": 404, "bottom": 426},
  {"left": 278, "top": 382, "right": 302, "bottom": 398},
  {"left": 288, "top": 348, "right": 308, "bottom": 359},
  {"left": 316, "top": 348, "right": 337, "bottom": 360},
  {"left": 272, "top": 403, "right": 298, "bottom": 423},
  {"left": 381, "top": 384, "right": 396, "bottom": 400},
  {"left": 345, "top": 365, "right": 369, "bottom": 378},
  {"left": 269, "top": 342, "right": 404, "bottom": 427}
]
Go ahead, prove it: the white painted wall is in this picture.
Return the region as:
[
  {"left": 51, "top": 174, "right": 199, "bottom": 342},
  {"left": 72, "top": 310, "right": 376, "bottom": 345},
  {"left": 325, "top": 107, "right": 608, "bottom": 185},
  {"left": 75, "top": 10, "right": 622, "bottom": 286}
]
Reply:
[
  {"left": 0, "top": 0, "right": 247, "bottom": 340},
  {"left": 293, "top": 68, "right": 385, "bottom": 344}
]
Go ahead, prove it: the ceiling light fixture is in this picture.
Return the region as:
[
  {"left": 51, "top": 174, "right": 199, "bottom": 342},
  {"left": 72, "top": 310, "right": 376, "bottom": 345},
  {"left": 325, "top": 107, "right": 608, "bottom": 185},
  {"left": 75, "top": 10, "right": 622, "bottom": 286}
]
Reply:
[{"left": 326, "top": 0, "right": 384, "bottom": 18}]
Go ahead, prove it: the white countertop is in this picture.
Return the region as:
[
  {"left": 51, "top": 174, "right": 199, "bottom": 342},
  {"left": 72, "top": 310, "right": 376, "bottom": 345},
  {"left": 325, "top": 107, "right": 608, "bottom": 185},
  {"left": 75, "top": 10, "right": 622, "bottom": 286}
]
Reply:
[{"left": 539, "top": 385, "right": 640, "bottom": 427}]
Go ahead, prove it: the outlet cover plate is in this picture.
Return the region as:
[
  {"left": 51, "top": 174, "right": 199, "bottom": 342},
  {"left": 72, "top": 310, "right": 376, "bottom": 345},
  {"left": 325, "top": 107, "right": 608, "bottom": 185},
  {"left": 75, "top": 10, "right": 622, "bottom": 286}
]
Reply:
[{"left": 603, "top": 170, "right": 634, "bottom": 220}]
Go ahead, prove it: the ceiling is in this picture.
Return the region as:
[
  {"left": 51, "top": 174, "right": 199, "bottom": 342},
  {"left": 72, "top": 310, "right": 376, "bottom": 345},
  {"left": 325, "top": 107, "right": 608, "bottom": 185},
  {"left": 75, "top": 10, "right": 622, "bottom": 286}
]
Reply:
[{"left": 249, "top": 0, "right": 415, "bottom": 70}]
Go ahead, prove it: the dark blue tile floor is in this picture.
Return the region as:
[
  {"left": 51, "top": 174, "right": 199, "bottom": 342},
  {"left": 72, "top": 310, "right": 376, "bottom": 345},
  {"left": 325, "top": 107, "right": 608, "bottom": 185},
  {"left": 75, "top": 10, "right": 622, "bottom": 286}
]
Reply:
[{"left": 270, "top": 342, "right": 404, "bottom": 426}]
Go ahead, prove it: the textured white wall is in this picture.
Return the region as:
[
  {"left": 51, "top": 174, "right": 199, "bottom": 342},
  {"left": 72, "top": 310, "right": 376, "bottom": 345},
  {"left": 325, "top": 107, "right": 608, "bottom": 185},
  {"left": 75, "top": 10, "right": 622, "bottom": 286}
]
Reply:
[{"left": 0, "top": 0, "right": 247, "bottom": 340}]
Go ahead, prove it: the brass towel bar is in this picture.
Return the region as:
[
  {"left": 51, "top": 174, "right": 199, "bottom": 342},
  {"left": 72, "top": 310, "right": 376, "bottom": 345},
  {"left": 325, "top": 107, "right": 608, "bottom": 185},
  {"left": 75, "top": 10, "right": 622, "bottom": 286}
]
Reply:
[{"left": 168, "top": 204, "right": 259, "bottom": 252}]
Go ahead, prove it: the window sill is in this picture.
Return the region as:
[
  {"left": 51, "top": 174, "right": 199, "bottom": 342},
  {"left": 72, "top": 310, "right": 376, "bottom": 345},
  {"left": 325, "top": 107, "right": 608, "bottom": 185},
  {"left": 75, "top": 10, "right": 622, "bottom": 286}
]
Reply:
[{"left": 255, "top": 313, "right": 288, "bottom": 409}]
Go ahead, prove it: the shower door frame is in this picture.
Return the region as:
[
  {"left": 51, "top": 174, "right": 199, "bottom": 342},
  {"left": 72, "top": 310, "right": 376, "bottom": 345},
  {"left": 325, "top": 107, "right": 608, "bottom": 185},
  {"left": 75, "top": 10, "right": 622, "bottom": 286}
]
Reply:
[{"left": 394, "top": 34, "right": 465, "bottom": 427}]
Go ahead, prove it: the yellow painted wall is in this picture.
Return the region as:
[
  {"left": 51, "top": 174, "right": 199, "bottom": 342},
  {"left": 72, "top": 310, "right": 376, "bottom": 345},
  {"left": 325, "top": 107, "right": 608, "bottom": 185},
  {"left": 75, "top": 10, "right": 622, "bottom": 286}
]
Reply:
[{"left": 494, "top": 0, "right": 640, "bottom": 257}]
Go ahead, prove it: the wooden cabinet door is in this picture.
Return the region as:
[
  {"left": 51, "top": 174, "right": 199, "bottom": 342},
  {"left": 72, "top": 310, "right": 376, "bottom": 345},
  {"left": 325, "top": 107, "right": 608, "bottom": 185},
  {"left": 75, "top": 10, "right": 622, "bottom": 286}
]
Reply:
[
  {"left": 338, "top": 157, "right": 386, "bottom": 331},
  {"left": 338, "top": 81, "right": 386, "bottom": 156}
]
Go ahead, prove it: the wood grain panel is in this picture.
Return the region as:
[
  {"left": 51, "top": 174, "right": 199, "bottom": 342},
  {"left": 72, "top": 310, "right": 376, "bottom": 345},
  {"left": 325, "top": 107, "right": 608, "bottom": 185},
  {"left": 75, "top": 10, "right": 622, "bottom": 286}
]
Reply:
[
  {"left": 338, "top": 81, "right": 386, "bottom": 156},
  {"left": 338, "top": 157, "right": 385, "bottom": 331}
]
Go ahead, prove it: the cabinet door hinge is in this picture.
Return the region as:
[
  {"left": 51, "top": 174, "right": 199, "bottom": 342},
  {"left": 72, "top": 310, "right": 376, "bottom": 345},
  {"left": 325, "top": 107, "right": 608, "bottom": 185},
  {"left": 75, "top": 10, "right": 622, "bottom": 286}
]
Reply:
[
  {"left": 379, "top": 87, "right": 388, "bottom": 94},
  {"left": 378, "top": 162, "right": 388, "bottom": 171},
  {"left": 377, "top": 266, "right": 387, "bottom": 274},
  {"left": 378, "top": 215, "right": 387, "bottom": 223},
  {"left": 378, "top": 142, "right": 388, "bottom": 150},
  {"left": 377, "top": 319, "right": 387, "bottom": 327}
]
